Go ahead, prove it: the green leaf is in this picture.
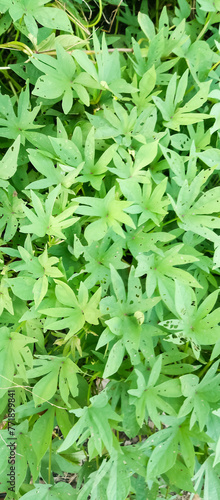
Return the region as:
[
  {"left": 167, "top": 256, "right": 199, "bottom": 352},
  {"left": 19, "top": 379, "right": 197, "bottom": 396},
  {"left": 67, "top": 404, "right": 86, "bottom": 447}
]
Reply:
[
  {"left": 28, "top": 356, "right": 62, "bottom": 406},
  {"left": 0, "top": 83, "right": 42, "bottom": 142},
  {"left": 0, "top": 136, "right": 20, "bottom": 179},
  {"left": 58, "top": 395, "right": 121, "bottom": 456},
  {"left": 32, "top": 43, "right": 92, "bottom": 112},
  {"left": 75, "top": 186, "right": 135, "bottom": 242},
  {"left": 20, "top": 186, "right": 78, "bottom": 238},
  {"left": 21, "top": 481, "right": 76, "bottom": 499},
  {"left": 106, "top": 451, "right": 131, "bottom": 500},
  {"left": 165, "top": 459, "right": 195, "bottom": 493},
  {"left": 40, "top": 280, "right": 101, "bottom": 334},
  {"left": 146, "top": 431, "right": 178, "bottom": 480},
  {"left": 33, "top": 275, "right": 48, "bottom": 308},
  {"left": 0, "top": 326, "right": 35, "bottom": 395},
  {"left": 103, "top": 338, "right": 125, "bottom": 378},
  {"left": 197, "top": 0, "right": 220, "bottom": 12},
  {"left": 0, "top": 277, "right": 14, "bottom": 315}
]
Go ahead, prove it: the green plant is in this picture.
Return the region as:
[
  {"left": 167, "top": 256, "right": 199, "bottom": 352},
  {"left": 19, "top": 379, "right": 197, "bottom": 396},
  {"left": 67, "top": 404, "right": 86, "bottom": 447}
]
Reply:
[{"left": 0, "top": 0, "right": 220, "bottom": 499}]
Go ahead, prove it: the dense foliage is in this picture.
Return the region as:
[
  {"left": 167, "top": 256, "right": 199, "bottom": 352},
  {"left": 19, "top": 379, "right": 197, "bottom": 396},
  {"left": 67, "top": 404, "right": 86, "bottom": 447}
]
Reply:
[{"left": 0, "top": 0, "right": 220, "bottom": 498}]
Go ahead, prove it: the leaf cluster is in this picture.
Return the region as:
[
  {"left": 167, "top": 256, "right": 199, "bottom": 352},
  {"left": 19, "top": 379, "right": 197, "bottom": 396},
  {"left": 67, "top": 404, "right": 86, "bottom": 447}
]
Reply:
[{"left": 0, "top": 0, "right": 220, "bottom": 499}]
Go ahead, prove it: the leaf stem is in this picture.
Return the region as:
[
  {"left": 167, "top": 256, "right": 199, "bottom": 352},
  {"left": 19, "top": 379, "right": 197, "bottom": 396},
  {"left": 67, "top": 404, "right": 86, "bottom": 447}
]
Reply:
[
  {"left": 34, "top": 48, "right": 134, "bottom": 56},
  {"left": 86, "top": 0, "right": 103, "bottom": 28},
  {"left": 0, "top": 41, "right": 33, "bottom": 56},
  {"left": 54, "top": 0, "right": 91, "bottom": 35},
  {"left": 87, "top": 372, "right": 100, "bottom": 405},
  {"left": 184, "top": 341, "right": 189, "bottom": 353},
  {"left": 196, "top": 12, "right": 212, "bottom": 42},
  {"left": 198, "top": 359, "right": 214, "bottom": 379},
  {"left": 155, "top": 0, "right": 159, "bottom": 29},
  {"left": 162, "top": 217, "right": 178, "bottom": 227},
  {"left": 48, "top": 438, "right": 52, "bottom": 484}
]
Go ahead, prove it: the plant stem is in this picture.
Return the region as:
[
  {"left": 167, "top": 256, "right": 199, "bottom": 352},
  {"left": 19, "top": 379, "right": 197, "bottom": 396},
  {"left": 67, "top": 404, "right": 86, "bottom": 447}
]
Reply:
[
  {"left": 196, "top": 12, "right": 212, "bottom": 41},
  {"left": 156, "top": 0, "right": 159, "bottom": 29},
  {"left": 184, "top": 341, "right": 189, "bottom": 353},
  {"left": 198, "top": 359, "right": 214, "bottom": 378},
  {"left": 87, "top": 372, "right": 100, "bottom": 405},
  {"left": 48, "top": 438, "right": 52, "bottom": 484},
  {"left": 86, "top": 0, "right": 103, "bottom": 28},
  {"left": 162, "top": 217, "right": 178, "bottom": 226}
]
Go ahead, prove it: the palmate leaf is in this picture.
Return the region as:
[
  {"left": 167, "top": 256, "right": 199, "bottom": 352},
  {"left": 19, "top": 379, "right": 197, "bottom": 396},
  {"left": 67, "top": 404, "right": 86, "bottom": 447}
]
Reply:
[
  {"left": 58, "top": 393, "right": 122, "bottom": 458},
  {"left": 25, "top": 133, "right": 84, "bottom": 189},
  {"left": 15, "top": 420, "right": 38, "bottom": 492},
  {"left": 194, "top": 456, "right": 220, "bottom": 500},
  {"left": 100, "top": 265, "right": 160, "bottom": 325},
  {"left": 170, "top": 122, "right": 211, "bottom": 153},
  {"left": 0, "top": 83, "right": 42, "bottom": 143},
  {"left": 26, "top": 148, "right": 84, "bottom": 191},
  {"left": 31, "top": 44, "right": 99, "bottom": 113},
  {"left": 125, "top": 226, "right": 175, "bottom": 258},
  {"left": 20, "top": 185, "right": 79, "bottom": 239},
  {"left": 0, "top": 326, "right": 35, "bottom": 395},
  {"left": 76, "top": 127, "right": 118, "bottom": 190},
  {"left": 0, "top": 0, "right": 72, "bottom": 34},
  {"left": 8, "top": 239, "right": 63, "bottom": 307},
  {"left": 31, "top": 44, "right": 77, "bottom": 113},
  {"left": 82, "top": 235, "right": 128, "bottom": 293},
  {"left": 0, "top": 185, "right": 25, "bottom": 241},
  {"left": 40, "top": 280, "right": 101, "bottom": 336},
  {"left": 119, "top": 176, "right": 169, "bottom": 227},
  {"left": 153, "top": 75, "right": 211, "bottom": 131},
  {"left": 83, "top": 30, "right": 138, "bottom": 99},
  {"left": 128, "top": 356, "right": 181, "bottom": 428},
  {"left": 135, "top": 243, "right": 202, "bottom": 297},
  {"left": 109, "top": 142, "right": 158, "bottom": 182},
  {"left": 86, "top": 102, "right": 138, "bottom": 144},
  {"left": 92, "top": 30, "right": 121, "bottom": 86},
  {"left": 77, "top": 450, "right": 131, "bottom": 500},
  {"left": 132, "top": 66, "right": 158, "bottom": 113},
  {"left": 141, "top": 416, "right": 201, "bottom": 485},
  {"left": 137, "top": 13, "right": 186, "bottom": 75},
  {"left": 168, "top": 170, "right": 220, "bottom": 244},
  {"left": 179, "top": 360, "right": 220, "bottom": 430},
  {"left": 26, "top": 354, "right": 80, "bottom": 406},
  {"left": 160, "top": 284, "right": 220, "bottom": 357},
  {"left": 87, "top": 103, "right": 157, "bottom": 146},
  {"left": 75, "top": 186, "right": 135, "bottom": 242},
  {"left": 98, "top": 266, "right": 160, "bottom": 376}
]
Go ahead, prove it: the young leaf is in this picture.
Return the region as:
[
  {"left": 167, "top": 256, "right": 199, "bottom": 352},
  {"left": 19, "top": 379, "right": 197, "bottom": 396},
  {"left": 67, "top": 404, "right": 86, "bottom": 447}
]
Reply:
[{"left": 20, "top": 185, "right": 79, "bottom": 239}]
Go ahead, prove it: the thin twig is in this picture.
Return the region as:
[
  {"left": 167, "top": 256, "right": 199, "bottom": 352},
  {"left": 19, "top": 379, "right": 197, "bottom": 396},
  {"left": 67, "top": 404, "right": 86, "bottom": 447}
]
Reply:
[
  {"left": 33, "top": 47, "right": 134, "bottom": 56},
  {"left": 0, "top": 375, "right": 67, "bottom": 410},
  {"left": 84, "top": 47, "right": 134, "bottom": 54},
  {"left": 104, "top": 0, "right": 123, "bottom": 33},
  {"left": 55, "top": 0, "right": 91, "bottom": 35}
]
